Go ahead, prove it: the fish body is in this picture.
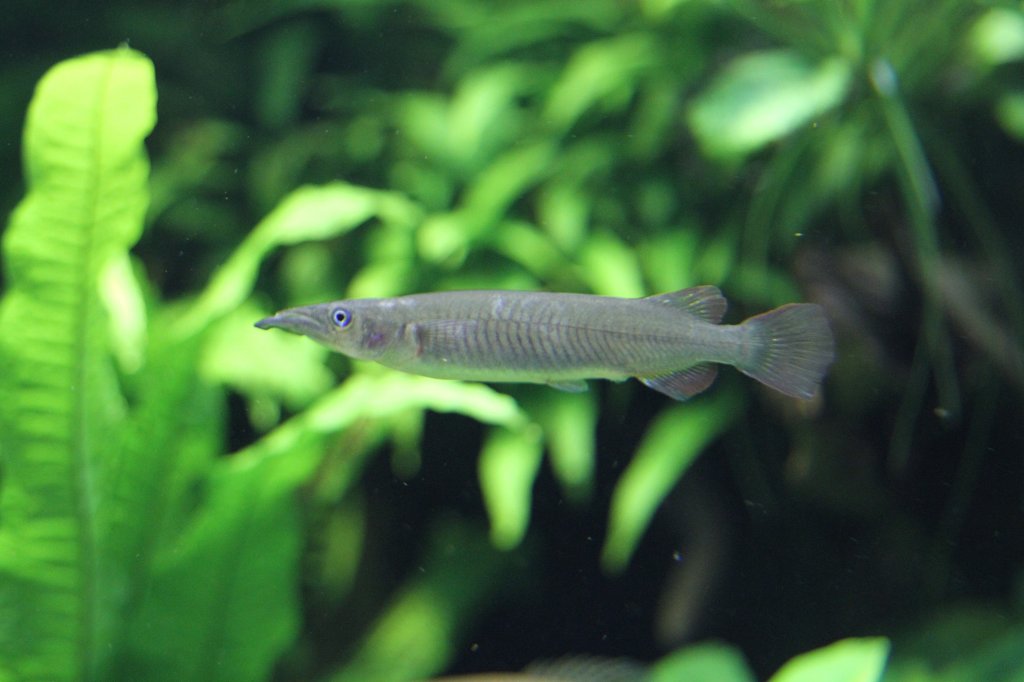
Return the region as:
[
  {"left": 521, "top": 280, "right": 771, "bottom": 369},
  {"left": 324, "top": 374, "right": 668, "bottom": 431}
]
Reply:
[{"left": 255, "top": 286, "right": 834, "bottom": 400}]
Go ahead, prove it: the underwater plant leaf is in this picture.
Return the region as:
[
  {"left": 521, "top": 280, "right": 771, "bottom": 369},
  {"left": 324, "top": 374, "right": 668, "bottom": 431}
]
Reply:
[
  {"left": 417, "top": 141, "right": 556, "bottom": 265},
  {"left": 327, "top": 520, "right": 506, "bottom": 682},
  {"left": 478, "top": 424, "right": 545, "bottom": 550},
  {"left": 528, "top": 390, "right": 598, "bottom": 503},
  {"left": 651, "top": 641, "right": 756, "bottom": 682},
  {"left": 579, "top": 230, "right": 646, "bottom": 297},
  {"left": 544, "top": 33, "right": 658, "bottom": 130},
  {"left": 176, "top": 182, "right": 422, "bottom": 337},
  {"left": 121, "top": 373, "right": 522, "bottom": 681},
  {"left": 687, "top": 50, "right": 851, "bottom": 159},
  {"left": 602, "top": 389, "right": 740, "bottom": 573},
  {"left": 120, "top": 445, "right": 316, "bottom": 682},
  {"left": 967, "top": 8, "right": 1024, "bottom": 67},
  {"left": 199, "top": 300, "right": 332, "bottom": 410},
  {"left": 243, "top": 371, "right": 530, "bottom": 506},
  {"left": 881, "top": 606, "right": 1024, "bottom": 682},
  {"left": 0, "top": 48, "right": 156, "bottom": 681},
  {"left": 769, "top": 637, "right": 889, "bottom": 682}
]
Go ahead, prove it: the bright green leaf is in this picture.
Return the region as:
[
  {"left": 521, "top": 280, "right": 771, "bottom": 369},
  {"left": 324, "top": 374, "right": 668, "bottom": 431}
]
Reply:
[
  {"left": 121, "top": 446, "right": 316, "bottom": 682},
  {"left": 545, "top": 33, "right": 657, "bottom": 130},
  {"left": 176, "top": 182, "right": 422, "bottom": 337},
  {"left": 479, "top": 424, "right": 545, "bottom": 549},
  {"left": 602, "top": 389, "right": 740, "bottom": 572},
  {"left": 579, "top": 231, "right": 646, "bottom": 297},
  {"left": 651, "top": 641, "right": 756, "bottom": 682},
  {"left": 770, "top": 637, "right": 890, "bottom": 682},
  {"left": 328, "top": 521, "right": 505, "bottom": 682},
  {"left": 199, "top": 300, "right": 332, "bottom": 411},
  {"left": 0, "top": 47, "right": 156, "bottom": 681},
  {"left": 968, "top": 8, "right": 1024, "bottom": 67},
  {"left": 100, "top": 253, "right": 149, "bottom": 375},
  {"left": 528, "top": 391, "right": 598, "bottom": 503},
  {"left": 995, "top": 91, "right": 1024, "bottom": 142},
  {"left": 688, "top": 50, "right": 851, "bottom": 159}
]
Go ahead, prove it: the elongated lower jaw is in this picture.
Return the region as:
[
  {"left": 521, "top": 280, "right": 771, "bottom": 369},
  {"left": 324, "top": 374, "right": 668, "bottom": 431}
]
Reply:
[{"left": 254, "top": 309, "right": 319, "bottom": 336}]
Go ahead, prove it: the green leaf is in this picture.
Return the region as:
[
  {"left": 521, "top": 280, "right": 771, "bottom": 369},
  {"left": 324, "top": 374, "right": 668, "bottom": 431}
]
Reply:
[
  {"left": 527, "top": 390, "right": 598, "bottom": 503},
  {"left": 770, "top": 637, "right": 890, "bottom": 682},
  {"left": 544, "top": 33, "right": 657, "bottom": 130},
  {"left": 245, "top": 371, "right": 530, "bottom": 506},
  {"left": 175, "top": 182, "right": 422, "bottom": 338},
  {"left": 968, "top": 8, "right": 1024, "bottom": 67},
  {"left": 119, "top": 445, "right": 316, "bottom": 682},
  {"left": 327, "top": 520, "right": 506, "bottom": 682},
  {"left": 578, "top": 230, "right": 647, "bottom": 297},
  {"left": 199, "top": 300, "right": 332, "bottom": 412},
  {"left": 995, "top": 91, "right": 1024, "bottom": 142},
  {"left": 478, "top": 424, "right": 545, "bottom": 550},
  {"left": 602, "top": 389, "right": 740, "bottom": 572},
  {"left": 651, "top": 641, "right": 756, "bottom": 682},
  {"left": 688, "top": 50, "right": 851, "bottom": 159},
  {"left": 0, "top": 48, "right": 156, "bottom": 681}
]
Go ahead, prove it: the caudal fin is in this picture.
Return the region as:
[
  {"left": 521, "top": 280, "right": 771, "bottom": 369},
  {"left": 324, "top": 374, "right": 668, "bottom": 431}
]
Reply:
[{"left": 738, "top": 303, "right": 835, "bottom": 399}]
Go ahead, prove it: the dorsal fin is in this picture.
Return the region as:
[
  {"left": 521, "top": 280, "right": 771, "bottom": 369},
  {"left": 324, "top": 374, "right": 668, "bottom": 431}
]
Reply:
[{"left": 645, "top": 285, "right": 727, "bottom": 323}]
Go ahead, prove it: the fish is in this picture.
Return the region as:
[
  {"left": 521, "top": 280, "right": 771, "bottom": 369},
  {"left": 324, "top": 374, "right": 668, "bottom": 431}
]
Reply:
[{"left": 254, "top": 286, "right": 835, "bottom": 400}]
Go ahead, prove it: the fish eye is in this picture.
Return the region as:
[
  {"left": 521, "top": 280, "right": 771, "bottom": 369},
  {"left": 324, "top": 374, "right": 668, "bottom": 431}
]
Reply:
[{"left": 331, "top": 308, "right": 352, "bottom": 329}]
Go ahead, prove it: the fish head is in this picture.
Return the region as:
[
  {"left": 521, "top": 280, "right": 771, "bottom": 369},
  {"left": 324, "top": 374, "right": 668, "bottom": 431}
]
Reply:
[{"left": 255, "top": 299, "right": 402, "bottom": 360}]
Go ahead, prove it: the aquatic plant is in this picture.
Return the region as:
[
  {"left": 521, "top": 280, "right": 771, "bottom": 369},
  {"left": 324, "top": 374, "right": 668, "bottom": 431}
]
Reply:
[{"left": 2, "top": 0, "right": 1023, "bottom": 679}]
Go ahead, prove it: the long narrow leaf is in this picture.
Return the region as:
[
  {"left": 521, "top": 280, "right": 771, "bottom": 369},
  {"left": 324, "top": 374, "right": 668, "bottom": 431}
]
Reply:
[{"left": 0, "top": 48, "right": 156, "bottom": 681}]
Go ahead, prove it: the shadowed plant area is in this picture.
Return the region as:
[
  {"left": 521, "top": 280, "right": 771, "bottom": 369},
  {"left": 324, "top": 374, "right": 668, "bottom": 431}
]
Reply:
[{"left": 1, "top": 1, "right": 1023, "bottom": 681}]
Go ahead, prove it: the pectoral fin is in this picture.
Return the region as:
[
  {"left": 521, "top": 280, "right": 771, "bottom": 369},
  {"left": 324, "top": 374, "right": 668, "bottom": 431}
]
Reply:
[
  {"left": 547, "top": 380, "right": 589, "bottom": 393},
  {"left": 640, "top": 364, "right": 718, "bottom": 401}
]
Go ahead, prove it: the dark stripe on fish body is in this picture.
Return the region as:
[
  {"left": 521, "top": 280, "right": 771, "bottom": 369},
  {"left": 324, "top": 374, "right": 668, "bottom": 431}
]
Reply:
[
  {"left": 510, "top": 321, "right": 528, "bottom": 366},
  {"left": 511, "top": 320, "right": 528, "bottom": 366}
]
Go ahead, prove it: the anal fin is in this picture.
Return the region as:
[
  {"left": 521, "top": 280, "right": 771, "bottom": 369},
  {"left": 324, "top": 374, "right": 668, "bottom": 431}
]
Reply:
[{"left": 640, "top": 364, "right": 718, "bottom": 401}]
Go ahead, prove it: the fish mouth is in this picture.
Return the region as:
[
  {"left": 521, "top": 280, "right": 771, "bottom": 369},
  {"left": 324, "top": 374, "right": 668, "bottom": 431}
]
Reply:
[{"left": 254, "top": 308, "right": 322, "bottom": 337}]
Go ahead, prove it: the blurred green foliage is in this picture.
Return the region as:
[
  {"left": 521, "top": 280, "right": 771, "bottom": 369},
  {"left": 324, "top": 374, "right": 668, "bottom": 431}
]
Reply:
[{"left": 2, "top": 1, "right": 1024, "bottom": 681}]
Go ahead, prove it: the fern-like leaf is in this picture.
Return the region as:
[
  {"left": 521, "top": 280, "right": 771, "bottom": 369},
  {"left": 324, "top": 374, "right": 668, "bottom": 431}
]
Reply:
[{"left": 0, "top": 48, "right": 156, "bottom": 681}]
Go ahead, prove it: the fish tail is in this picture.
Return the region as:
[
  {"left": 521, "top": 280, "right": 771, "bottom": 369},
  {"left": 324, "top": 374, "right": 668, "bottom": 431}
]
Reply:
[{"left": 737, "top": 303, "right": 835, "bottom": 399}]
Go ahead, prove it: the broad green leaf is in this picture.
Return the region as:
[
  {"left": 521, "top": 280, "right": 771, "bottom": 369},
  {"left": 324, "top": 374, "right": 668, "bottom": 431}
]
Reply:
[
  {"left": 545, "top": 33, "right": 657, "bottom": 130},
  {"left": 995, "top": 91, "right": 1024, "bottom": 142},
  {"left": 638, "top": 227, "right": 704, "bottom": 293},
  {"left": 176, "top": 182, "right": 422, "bottom": 337},
  {"left": 651, "top": 641, "right": 756, "bottom": 682},
  {"left": 0, "top": 48, "right": 156, "bottom": 681},
  {"left": 537, "top": 180, "right": 590, "bottom": 252},
  {"left": 688, "top": 50, "right": 851, "bottom": 159},
  {"left": 578, "top": 231, "right": 646, "bottom": 297},
  {"left": 246, "top": 371, "right": 530, "bottom": 505},
  {"left": 199, "top": 300, "right": 332, "bottom": 411},
  {"left": 602, "top": 389, "right": 740, "bottom": 572},
  {"left": 478, "top": 424, "right": 545, "bottom": 549},
  {"left": 120, "top": 445, "right": 316, "bottom": 682},
  {"left": 445, "top": 64, "right": 528, "bottom": 171},
  {"left": 770, "top": 637, "right": 890, "bottom": 682},
  {"left": 528, "top": 390, "right": 598, "bottom": 503},
  {"left": 882, "top": 605, "right": 1024, "bottom": 682},
  {"left": 418, "top": 141, "right": 555, "bottom": 264},
  {"left": 99, "top": 253, "right": 148, "bottom": 374},
  {"left": 327, "top": 520, "right": 506, "bottom": 682},
  {"left": 968, "top": 8, "right": 1024, "bottom": 67}
]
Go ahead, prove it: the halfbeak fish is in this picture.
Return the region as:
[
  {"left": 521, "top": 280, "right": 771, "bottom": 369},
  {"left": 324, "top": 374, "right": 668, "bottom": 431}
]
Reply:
[{"left": 254, "top": 286, "right": 834, "bottom": 400}]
